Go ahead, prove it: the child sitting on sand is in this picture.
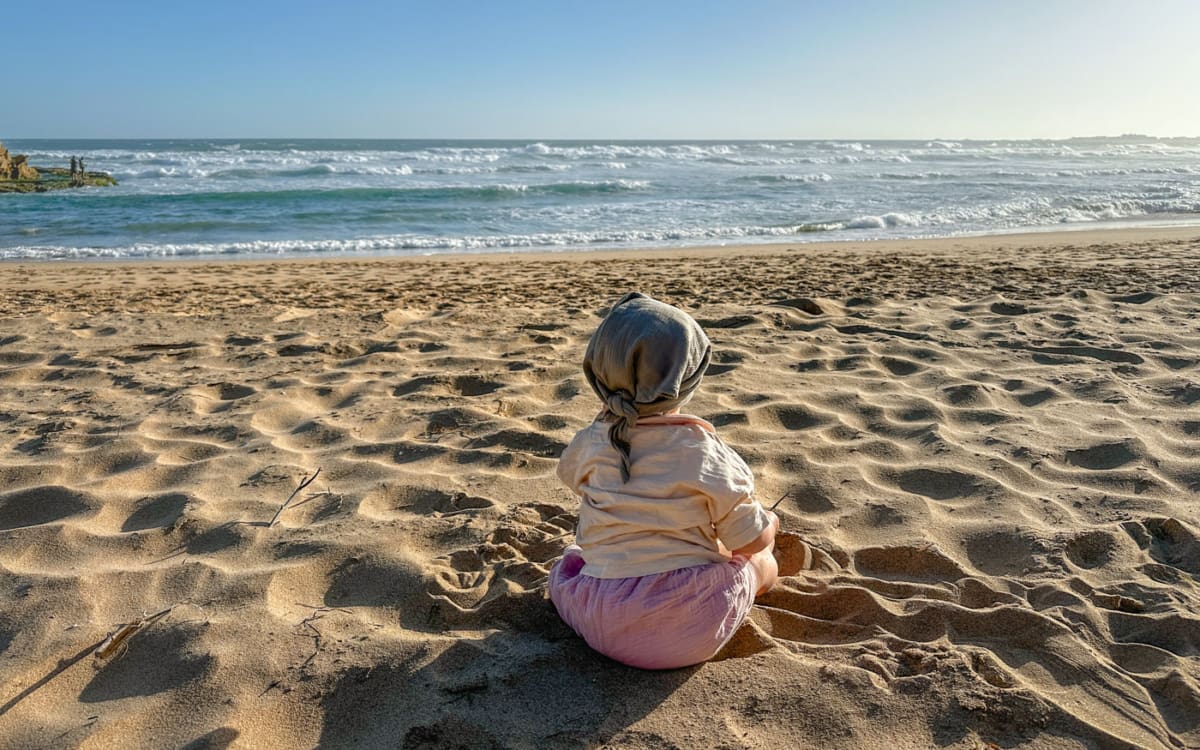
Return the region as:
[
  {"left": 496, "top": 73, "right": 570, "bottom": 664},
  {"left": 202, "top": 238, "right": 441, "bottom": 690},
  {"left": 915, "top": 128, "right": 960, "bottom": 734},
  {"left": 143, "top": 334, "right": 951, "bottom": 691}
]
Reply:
[{"left": 548, "top": 292, "right": 780, "bottom": 670}]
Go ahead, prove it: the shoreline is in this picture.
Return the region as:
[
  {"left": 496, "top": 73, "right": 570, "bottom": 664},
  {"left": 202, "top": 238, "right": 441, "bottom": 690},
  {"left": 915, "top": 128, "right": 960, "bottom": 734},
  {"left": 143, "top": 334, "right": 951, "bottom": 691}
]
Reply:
[
  {"left": 4, "top": 223, "right": 1200, "bottom": 271},
  {"left": 3, "top": 224, "right": 1198, "bottom": 319},
  {"left": 8, "top": 136, "right": 1198, "bottom": 271}
]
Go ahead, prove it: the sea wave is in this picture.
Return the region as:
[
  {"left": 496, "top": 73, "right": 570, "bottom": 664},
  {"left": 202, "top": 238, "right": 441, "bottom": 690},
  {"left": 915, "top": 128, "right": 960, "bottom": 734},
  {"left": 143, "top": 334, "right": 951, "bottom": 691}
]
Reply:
[
  {"left": 69, "top": 180, "right": 653, "bottom": 206},
  {"left": 735, "top": 173, "right": 833, "bottom": 184},
  {"left": 7, "top": 212, "right": 1197, "bottom": 262},
  {"left": 111, "top": 163, "right": 420, "bottom": 179},
  {"left": 1, "top": 223, "right": 848, "bottom": 260},
  {"left": 854, "top": 192, "right": 1200, "bottom": 229},
  {"left": 844, "top": 213, "right": 918, "bottom": 229},
  {"left": 873, "top": 166, "right": 1200, "bottom": 181},
  {"left": 5, "top": 137, "right": 1200, "bottom": 262}
]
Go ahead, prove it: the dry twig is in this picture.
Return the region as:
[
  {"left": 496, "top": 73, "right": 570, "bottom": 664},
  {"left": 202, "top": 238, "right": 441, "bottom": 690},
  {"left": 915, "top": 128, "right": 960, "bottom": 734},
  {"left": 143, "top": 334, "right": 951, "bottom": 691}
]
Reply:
[
  {"left": 298, "top": 619, "right": 323, "bottom": 671},
  {"left": 287, "top": 489, "right": 339, "bottom": 513},
  {"left": 270, "top": 468, "right": 322, "bottom": 526},
  {"left": 292, "top": 603, "right": 348, "bottom": 671},
  {"left": 769, "top": 486, "right": 798, "bottom": 512},
  {"left": 94, "top": 606, "right": 175, "bottom": 661}
]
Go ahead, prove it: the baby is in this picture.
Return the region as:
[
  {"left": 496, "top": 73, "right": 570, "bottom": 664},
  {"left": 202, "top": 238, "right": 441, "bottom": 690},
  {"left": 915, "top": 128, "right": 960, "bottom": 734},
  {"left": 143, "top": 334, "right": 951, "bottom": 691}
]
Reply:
[{"left": 548, "top": 292, "right": 779, "bottom": 670}]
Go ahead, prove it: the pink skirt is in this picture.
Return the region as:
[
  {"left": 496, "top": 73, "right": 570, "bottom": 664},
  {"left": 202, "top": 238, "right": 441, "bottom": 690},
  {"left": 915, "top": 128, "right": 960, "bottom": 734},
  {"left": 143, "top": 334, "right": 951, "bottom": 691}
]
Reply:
[{"left": 547, "top": 545, "right": 757, "bottom": 670}]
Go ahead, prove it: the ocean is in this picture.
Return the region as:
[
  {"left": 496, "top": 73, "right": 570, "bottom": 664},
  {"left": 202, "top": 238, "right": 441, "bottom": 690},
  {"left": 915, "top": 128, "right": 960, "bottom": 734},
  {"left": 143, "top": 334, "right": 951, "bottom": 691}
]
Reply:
[{"left": 2, "top": 137, "right": 1199, "bottom": 261}]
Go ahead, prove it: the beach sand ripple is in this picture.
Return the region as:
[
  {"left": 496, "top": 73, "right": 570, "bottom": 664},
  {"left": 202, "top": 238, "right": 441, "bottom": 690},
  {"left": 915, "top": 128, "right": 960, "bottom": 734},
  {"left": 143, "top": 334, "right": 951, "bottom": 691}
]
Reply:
[{"left": 0, "top": 229, "right": 1197, "bottom": 749}]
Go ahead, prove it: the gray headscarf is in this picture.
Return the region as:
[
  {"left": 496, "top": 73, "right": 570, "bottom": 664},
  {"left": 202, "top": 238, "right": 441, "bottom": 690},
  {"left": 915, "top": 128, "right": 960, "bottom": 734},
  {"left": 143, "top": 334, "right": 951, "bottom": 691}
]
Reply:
[{"left": 583, "top": 292, "right": 711, "bottom": 482}]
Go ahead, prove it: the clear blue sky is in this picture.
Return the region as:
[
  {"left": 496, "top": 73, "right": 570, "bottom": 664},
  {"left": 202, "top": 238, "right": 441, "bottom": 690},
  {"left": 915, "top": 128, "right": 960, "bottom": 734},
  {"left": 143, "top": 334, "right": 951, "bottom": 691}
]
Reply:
[{"left": 5, "top": 0, "right": 1198, "bottom": 139}]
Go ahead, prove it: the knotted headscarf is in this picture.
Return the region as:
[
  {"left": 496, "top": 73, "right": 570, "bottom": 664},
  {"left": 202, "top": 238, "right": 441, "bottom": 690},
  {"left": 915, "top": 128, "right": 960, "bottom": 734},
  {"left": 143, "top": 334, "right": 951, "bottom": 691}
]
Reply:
[{"left": 583, "top": 292, "right": 711, "bottom": 482}]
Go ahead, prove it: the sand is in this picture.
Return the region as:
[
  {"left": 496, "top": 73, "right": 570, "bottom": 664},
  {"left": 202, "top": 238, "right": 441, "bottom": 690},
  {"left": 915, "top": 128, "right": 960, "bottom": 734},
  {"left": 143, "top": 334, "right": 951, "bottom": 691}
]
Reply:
[{"left": 0, "top": 227, "right": 1198, "bottom": 750}]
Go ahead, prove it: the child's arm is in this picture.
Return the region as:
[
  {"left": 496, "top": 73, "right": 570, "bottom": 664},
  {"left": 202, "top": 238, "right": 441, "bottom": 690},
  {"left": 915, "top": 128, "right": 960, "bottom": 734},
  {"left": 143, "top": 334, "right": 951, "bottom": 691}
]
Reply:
[
  {"left": 712, "top": 495, "right": 775, "bottom": 556},
  {"left": 556, "top": 427, "right": 590, "bottom": 494},
  {"left": 731, "top": 510, "right": 779, "bottom": 556},
  {"left": 692, "top": 431, "right": 774, "bottom": 553}
]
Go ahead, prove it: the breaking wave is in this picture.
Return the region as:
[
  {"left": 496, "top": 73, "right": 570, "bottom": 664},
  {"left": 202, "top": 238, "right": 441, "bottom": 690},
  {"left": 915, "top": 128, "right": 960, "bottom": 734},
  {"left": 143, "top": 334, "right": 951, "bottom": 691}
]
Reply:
[{"left": 4, "top": 136, "right": 1199, "bottom": 261}]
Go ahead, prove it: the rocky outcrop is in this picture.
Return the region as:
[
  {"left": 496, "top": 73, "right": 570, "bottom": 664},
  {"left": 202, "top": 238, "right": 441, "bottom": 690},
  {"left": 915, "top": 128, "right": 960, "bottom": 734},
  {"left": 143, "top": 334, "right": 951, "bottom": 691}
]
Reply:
[
  {"left": 0, "top": 143, "right": 39, "bottom": 181},
  {"left": 0, "top": 142, "right": 116, "bottom": 193}
]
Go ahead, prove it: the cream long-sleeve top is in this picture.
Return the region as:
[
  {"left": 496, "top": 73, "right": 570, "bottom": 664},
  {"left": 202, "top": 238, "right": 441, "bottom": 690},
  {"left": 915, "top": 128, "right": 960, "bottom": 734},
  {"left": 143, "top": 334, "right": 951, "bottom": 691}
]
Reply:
[{"left": 557, "top": 413, "right": 772, "bottom": 579}]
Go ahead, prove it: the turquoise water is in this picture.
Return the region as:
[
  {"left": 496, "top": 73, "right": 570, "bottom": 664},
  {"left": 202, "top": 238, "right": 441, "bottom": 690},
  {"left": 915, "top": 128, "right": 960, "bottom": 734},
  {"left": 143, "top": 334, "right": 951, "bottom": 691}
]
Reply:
[{"left": 3, "top": 138, "right": 1199, "bottom": 260}]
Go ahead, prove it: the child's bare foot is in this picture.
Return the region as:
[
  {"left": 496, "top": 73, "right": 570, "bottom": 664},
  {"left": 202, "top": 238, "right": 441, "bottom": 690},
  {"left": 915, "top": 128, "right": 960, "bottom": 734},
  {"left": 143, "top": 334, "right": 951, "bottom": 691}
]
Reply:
[{"left": 773, "top": 532, "right": 840, "bottom": 575}]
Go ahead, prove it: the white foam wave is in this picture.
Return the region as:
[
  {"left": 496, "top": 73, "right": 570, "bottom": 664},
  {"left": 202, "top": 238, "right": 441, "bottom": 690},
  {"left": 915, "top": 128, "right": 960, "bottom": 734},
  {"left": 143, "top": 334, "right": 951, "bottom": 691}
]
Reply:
[
  {"left": 787, "top": 172, "right": 833, "bottom": 182},
  {"left": 520, "top": 142, "right": 743, "bottom": 161},
  {"left": 743, "top": 173, "right": 832, "bottom": 184},
  {"left": 6, "top": 137, "right": 1200, "bottom": 263},
  {"left": 878, "top": 192, "right": 1200, "bottom": 229},
  {"left": 109, "top": 162, "right": 417, "bottom": 179},
  {"left": 340, "top": 165, "right": 414, "bottom": 176},
  {"left": 845, "top": 213, "right": 919, "bottom": 229},
  {"left": 1, "top": 222, "right": 847, "bottom": 261},
  {"left": 876, "top": 171, "right": 953, "bottom": 180},
  {"left": 7, "top": 194, "right": 1199, "bottom": 262},
  {"left": 826, "top": 153, "right": 911, "bottom": 165}
]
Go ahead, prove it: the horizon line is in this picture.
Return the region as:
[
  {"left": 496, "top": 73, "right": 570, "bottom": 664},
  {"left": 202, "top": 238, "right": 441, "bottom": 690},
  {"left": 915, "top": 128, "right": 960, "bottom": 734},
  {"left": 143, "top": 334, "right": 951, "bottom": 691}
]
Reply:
[{"left": 4, "top": 133, "right": 1200, "bottom": 143}]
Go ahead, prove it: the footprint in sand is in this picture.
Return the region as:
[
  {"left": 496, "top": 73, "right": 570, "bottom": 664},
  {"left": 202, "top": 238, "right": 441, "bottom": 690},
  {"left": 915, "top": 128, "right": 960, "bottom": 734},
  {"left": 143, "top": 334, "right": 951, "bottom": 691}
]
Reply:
[
  {"left": 879, "top": 356, "right": 924, "bottom": 377},
  {"left": 323, "top": 553, "right": 430, "bottom": 619},
  {"left": 1064, "top": 441, "right": 1139, "bottom": 471},
  {"left": 990, "top": 301, "right": 1029, "bottom": 316},
  {"left": 962, "top": 529, "right": 1053, "bottom": 576},
  {"left": 424, "top": 503, "right": 573, "bottom": 631},
  {"left": 393, "top": 374, "right": 504, "bottom": 398},
  {"left": 359, "top": 484, "right": 496, "bottom": 520},
  {"left": 774, "top": 532, "right": 842, "bottom": 575},
  {"left": 853, "top": 544, "right": 968, "bottom": 583},
  {"left": 891, "top": 468, "right": 983, "bottom": 501},
  {"left": 940, "top": 383, "right": 986, "bottom": 406},
  {"left": 122, "top": 492, "right": 190, "bottom": 532},
  {"left": 465, "top": 429, "right": 566, "bottom": 458},
  {"left": 749, "top": 403, "right": 826, "bottom": 431},
  {"left": 1139, "top": 517, "right": 1200, "bottom": 575},
  {"left": 1062, "top": 529, "right": 1125, "bottom": 569},
  {"left": 0, "top": 486, "right": 98, "bottom": 530}
]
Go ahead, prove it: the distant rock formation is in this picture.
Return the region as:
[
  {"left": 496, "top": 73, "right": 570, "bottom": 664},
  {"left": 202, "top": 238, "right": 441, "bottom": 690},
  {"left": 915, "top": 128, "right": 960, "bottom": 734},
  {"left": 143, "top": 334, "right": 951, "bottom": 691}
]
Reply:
[
  {"left": 0, "top": 142, "right": 116, "bottom": 193},
  {"left": 0, "top": 143, "right": 39, "bottom": 181}
]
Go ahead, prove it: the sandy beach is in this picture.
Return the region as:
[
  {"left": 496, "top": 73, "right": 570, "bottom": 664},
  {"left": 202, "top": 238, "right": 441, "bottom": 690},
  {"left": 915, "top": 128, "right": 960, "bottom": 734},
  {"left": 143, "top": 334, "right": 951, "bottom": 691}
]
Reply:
[{"left": 1, "top": 226, "right": 1198, "bottom": 749}]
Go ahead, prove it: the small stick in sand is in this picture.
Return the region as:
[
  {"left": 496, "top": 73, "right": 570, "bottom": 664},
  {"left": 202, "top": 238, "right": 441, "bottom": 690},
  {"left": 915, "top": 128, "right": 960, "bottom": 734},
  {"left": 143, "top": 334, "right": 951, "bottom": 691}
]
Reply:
[
  {"left": 298, "top": 620, "right": 323, "bottom": 670},
  {"left": 286, "top": 489, "right": 340, "bottom": 513},
  {"left": 293, "top": 604, "right": 346, "bottom": 671},
  {"left": 294, "top": 602, "right": 352, "bottom": 616},
  {"left": 270, "top": 468, "right": 322, "bottom": 527},
  {"left": 769, "top": 486, "right": 796, "bottom": 512},
  {"left": 94, "top": 606, "right": 175, "bottom": 661}
]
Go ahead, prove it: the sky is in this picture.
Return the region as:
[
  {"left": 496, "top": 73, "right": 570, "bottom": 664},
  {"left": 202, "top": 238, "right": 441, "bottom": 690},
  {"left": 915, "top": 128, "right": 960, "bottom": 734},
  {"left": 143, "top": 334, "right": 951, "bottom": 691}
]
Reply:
[{"left": 5, "top": 0, "right": 1199, "bottom": 139}]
